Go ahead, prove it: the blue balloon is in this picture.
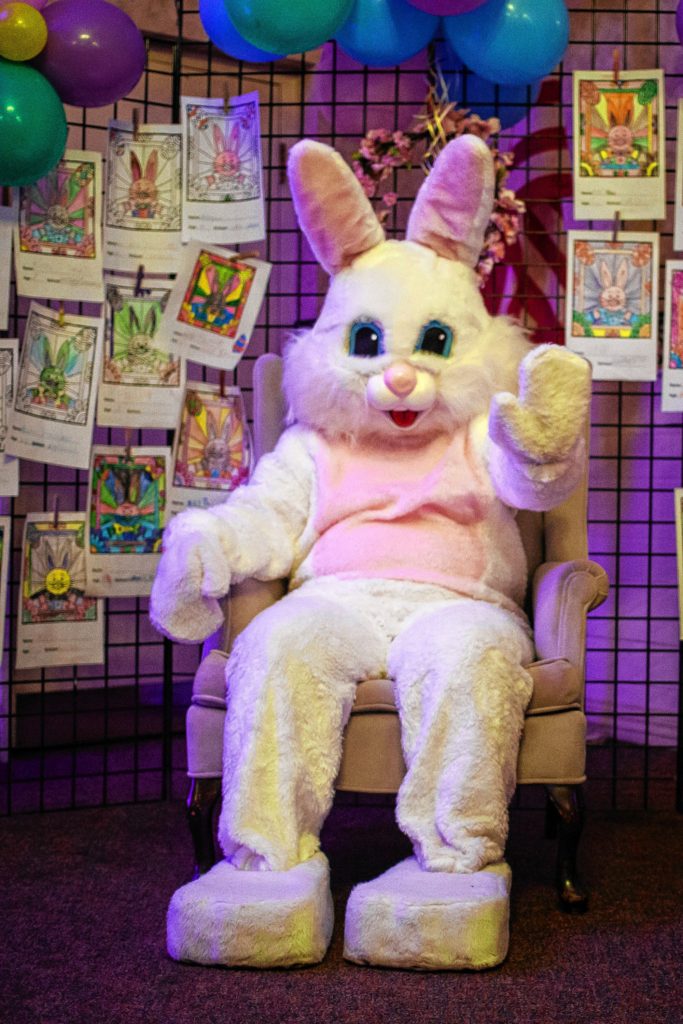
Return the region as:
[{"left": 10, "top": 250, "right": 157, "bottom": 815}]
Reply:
[
  {"left": 335, "top": 0, "right": 439, "bottom": 67},
  {"left": 444, "top": 0, "right": 569, "bottom": 86},
  {"left": 435, "top": 41, "right": 540, "bottom": 129},
  {"left": 199, "top": 0, "right": 283, "bottom": 62}
]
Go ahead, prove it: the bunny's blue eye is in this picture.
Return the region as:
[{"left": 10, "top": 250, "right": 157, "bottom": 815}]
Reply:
[
  {"left": 415, "top": 321, "right": 454, "bottom": 358},
  {"left": 349, "top": 320, "right": 384, "bottom": 358}
]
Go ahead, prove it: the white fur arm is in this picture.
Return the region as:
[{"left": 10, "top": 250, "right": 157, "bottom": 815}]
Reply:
[
  {"left": 150, "top": 428, "right": 314, "bottom": 643},
  {"left": 485, "top": 345, "right": 591, "bottom": 511}
]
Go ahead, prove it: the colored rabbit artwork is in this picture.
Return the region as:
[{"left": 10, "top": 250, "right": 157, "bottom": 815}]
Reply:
[
  {"left": 171, "top": 386, "right": 252, "bottom": 504},
  {"left": 104, "top": 285, "right": 178, "bottom": 387},
  {"left": 178, "top": 251, "right": 255, "bottom": 336},
  {"left": 22, "top": 521, "right": 97, "bottom": 626},
  {"left": 16, "top": 311, "right": 97, "bottom": 422},
  {"left": 181, "top": 93, "right": 266, "bottom": 244},
  {"left": 152, "top": 137, "right": 592, "bottom": 971},
  {"left": 90, "top": 454, "right": 166, "bottom": 556},
  {"left": 18, "top": 158, "right": 96, "bottom": 257}
]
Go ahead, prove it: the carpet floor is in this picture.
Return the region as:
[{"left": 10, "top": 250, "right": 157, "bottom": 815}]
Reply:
[{"left": 1, "top": 799, "right": 681, "bottom": 1024}]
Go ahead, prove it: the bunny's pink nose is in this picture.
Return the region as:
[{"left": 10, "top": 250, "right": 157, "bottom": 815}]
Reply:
[{"left": 384, "top": 361, "right": 417, "bottom": 397}]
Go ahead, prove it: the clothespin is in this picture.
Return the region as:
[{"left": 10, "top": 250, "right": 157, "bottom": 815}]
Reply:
[
  {"left": 612, "top": 210, "right": 620, "bottom": 242},
  {"left": 53, "top": 494, "right": 60, "bottom": 530},
  {"left": 612, "top": 48, "right": 621, "bottom": 87},
  {"left": 219, "top": 369, "right": 227, "bottom": 397},
  {"left": 223, "top": 82, "right": 230, "bottom": 114},
  {"left": 124, "top": 428, "right": 132, "bottom": 462},
  {"left": 132, "top": 107, "right": 141, "bottom": 140},
  {"left": 134, "top": 264, "right": 145, "bottom": 297},
  {"left": 58, "top": 302, "right": 65, "bottom": 327}
]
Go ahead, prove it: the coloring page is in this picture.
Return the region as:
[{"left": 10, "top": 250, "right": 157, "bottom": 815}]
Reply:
[
  {"left": 104, "top": 121, "right": 184, "bottom": 274},
  {"left": 6, "top": 302, "right": 103, "bottom": 470},
  {"left": 572, "top": 70, "right": 665, "bottom": 221},
  {"left": 674, "top": 102, "right": 683, "bottom": 252},
  {"left": 97, "top": 273, "right": 184, "bottom": 429},
  {"left": 181, "top": 92, "right": 265, "bottom": 244},
  {"left": 0, "top": 516, "right": 10, "bottom": 665},
  {"left": 85, "top": 445, "right": 171, "bottom": 598},
  {"left": 169, "top": 383, "right": 252, "bottom": 514},
  {"left": 14, "top": 150, "right": 104, "bottom": 302},
  {"left": 161, "top": 244, "right": 270, "bottom": 370},
  {"left": 16, "top": 512, "right": 104, "bottom": 670},
  {"left": 662, "top": 261, "right": 683, "bottom": 412},
  {"left": 566, "top": 231, "right": 659, "bottom": 381},
  {"left": 0, "top": 339, "right": 19, "bottom": 497},
  {"left": 0, "top": 191, "right": 18, "bottom": 331}
]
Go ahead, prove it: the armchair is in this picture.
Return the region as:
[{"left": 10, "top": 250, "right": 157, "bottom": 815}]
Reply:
[{"left": 184, "top": 353, "right": 609, "bottom": 911}]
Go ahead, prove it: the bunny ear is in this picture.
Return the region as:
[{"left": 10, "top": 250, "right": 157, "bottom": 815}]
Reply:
[
  {"left": 229, "top": 122, "right": 240, "bottom": 150},
  {"left": 287, "top": 140, "right": 385, "bottom": 276},
  {"left": 144, "top": 305, "right": 158, "bottom": 335},
  {"left": 144, "top": 150, "right": 159, "bottom": 182},
  {"left": 205, "top": 265, "right": 217, "bottom": 291},
  {"left": 213, "top": 123, "right": 226, "bottom": 154},
  {"left": 129, "top": 306, "right": 141, "bottom": 333},
  {"left": 406, "top": 135, "right": 495, "bottom": 268},
  {"left": 131, "top": 152, "right": 142, "bottom": 182},
  {"left": 599, "top": 260, "right": 612, "bottom": 289}
]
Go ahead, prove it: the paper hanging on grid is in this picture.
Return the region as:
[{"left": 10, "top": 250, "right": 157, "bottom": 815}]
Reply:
[
  {"left": 97, "top": 272, "right": 185, "bottom": 429},
  {"left": 572, "top": 69, "right": 666, "bottom": 222},
  {"left": 181, "top": 92, "right": 266, "bottom": 245},
  {"left": 565, "top": 230, "right": 659, "bottom": 382},
  {"left": 674, "top": 102, "right": 683, "bottom": 252},
  {"left": 0, "top": 515, "right": 9, "bottom": 665},
  {"left": 5, "top": 302, "right": 103, "bottom": 470},
  {"left": 85, "top": 445, "right": 171, "bottom": 598},
  {"left": 0, "top": 339, "right": 19, "bottom": 497},
  {"left": 0, "top": 190, "right": 18, "bottom": 332},
  {"left": 16, "top": 512, "right": 105, "bottom": 670},
  {"left": 169, "top": 382, "right": 252, "bottom": 516},
  {"left": 661, "top": 261, "right": 683, "bottom": 412},
  {"left": 13, "top": 150, "right": 105, "bottom": 303},
  {"left": 104, "top": 121, "right": 184, "bottom": 275},
  {"left": 160, "top": 243, "right": 270, "bottom": 370}
]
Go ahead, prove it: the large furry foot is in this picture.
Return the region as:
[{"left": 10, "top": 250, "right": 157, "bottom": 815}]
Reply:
[
  {"left": 344, "top": 856, "right": 512, "bottom": 970},
  {"left": 167, "top": 853, "right": 334, "bottom": 967}
]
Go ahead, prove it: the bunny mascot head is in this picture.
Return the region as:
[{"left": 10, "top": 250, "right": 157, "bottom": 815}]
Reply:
[{"left": 155, "top": 136, "right": 591, "bottom": 972}]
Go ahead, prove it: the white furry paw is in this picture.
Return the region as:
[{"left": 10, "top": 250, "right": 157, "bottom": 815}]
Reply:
[{"left": 489, "top": 344, "right": 591, "bottom": 464}]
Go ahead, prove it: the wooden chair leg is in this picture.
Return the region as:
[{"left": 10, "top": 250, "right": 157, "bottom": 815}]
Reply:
[
  {"left": 187, "top": 776, "right": 221, "bottom": 878},
  {"left": 545, "top": 783, "right": 589, "bottom": 913}
]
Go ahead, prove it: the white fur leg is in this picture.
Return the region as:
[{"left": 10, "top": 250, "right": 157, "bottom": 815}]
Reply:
[
  {"left": 167, "top": 854, "right": 334, "bottom": 967},
  {"left": 389, "top": 600, "right": 533, "bottom": 873},
  {"left": 344, "top": 857, "right": 512, "bottom": 970},
  {"left": 217, "top": 589, "right": 387, "bottom": 871}
]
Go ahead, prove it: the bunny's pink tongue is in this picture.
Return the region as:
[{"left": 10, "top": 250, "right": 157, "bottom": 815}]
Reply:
[{"left": 389, "top": 409, "right": 418, "bottom": 428}]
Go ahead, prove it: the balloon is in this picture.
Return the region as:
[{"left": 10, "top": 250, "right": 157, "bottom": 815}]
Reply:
[
  {"left": 435, "top": 42, "right": 540, "bottom": 129},
  {"left": 224, "top": 0, "right": 354, "bottom": 56},
  {"left": 335, "top": 0, "right": 438, "bottom": 67},
  {"left": 11, "top": 0, "right": 48, "bottom": 8},
  {"left": 408, "top": 0, "right": 488, "bottom": 13},
  {"left": 33, "top": 0, "right": 146, "bottom": 108},
  {"left": 0, "top": 2, "right": 48, "bottom": 62},
  {"left": 444, "top": 0, "right": 569, "bottom": 87},
  {"left": 0, "top": 58, "right": 67, "bottom": 185},
  {"left": 199, "top": 0, "right": 283, "bottom": 62}
]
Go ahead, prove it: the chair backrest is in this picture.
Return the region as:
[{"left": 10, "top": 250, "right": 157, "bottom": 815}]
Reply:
[{"left": 251, "top": 352, "right": 590, "bottom": 580}]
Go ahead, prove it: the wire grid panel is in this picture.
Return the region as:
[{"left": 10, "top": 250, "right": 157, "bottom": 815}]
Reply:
[{"left": 0, "top": 0, "right": 681, "bottom": 815}]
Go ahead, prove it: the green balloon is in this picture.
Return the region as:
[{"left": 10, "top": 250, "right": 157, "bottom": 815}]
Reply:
[
  {"left": 0, "top": 58, "right": 67, "bottom": 186},
  {"left": 225, "top": 0, "right": 354, "bottom": 55}
]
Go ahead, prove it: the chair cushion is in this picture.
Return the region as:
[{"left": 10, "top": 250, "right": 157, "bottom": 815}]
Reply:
[{"left": 351, "top": 658, "right": 581, "bottom": 718}]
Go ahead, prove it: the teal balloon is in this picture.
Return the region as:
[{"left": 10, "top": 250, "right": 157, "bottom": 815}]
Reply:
[
  {"left": 335, "top": 0, "right": 439, "bottom": 66},
  {"left": 199, "top": 0, "right": 283, "bottom": 62},
  {"left": 435, "top": 41, "right": 540, "bottom": 129},
  {"left": 444, "top": 0, "right": 569, "bottom": 86},
  {"left": 0, "top": 58, "right": 67, "bottom": 186},
  {"left": 225, "top": 0, "right": 354, "bottom": 55}
]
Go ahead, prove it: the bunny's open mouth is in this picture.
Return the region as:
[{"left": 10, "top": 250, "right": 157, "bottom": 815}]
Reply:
[{"left": 388, "top": 409, "right": 419, "bottom": 428}]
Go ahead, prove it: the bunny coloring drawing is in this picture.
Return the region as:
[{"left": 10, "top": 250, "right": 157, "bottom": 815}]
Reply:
[{"left": 127, "top": 148, "right": 160, "bottom": 219}]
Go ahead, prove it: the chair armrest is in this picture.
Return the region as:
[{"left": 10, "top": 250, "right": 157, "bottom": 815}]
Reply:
[
  {"left": 201, "top": 576, "right": 287, "bottom": 658},
  {"left": 532, "top": 560, "right": 609, "bottom": 679}
]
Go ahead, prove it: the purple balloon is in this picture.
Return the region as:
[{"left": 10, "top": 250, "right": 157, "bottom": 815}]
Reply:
[
  {"left": 33, "top": 0, "right": 146, "bottom": 108},
  {"left": 17, "top": 0, "right": 49, "bottom": 8},
  {"left": 407, "top": 0, "right": 489, "bottom": 12}
]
